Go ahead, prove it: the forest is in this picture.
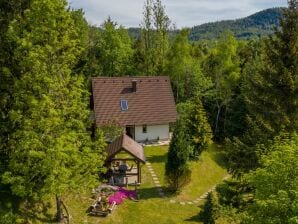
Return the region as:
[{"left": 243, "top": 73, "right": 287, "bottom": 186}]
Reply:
[
  {"left": 0, "top": 0, "right": 297, "bottom": 223},
  {"left": 128, "top": 7, "right": 283, "bottom": 41}
]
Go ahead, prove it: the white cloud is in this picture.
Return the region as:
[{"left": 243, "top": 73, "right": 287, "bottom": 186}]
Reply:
[{"left": 67, "top": 0, "right": 288, "bottom": 28}]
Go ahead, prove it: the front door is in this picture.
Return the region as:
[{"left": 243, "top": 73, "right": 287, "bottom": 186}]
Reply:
[{"left": 125, "top": 126, "right": 135, "bottom": 139}]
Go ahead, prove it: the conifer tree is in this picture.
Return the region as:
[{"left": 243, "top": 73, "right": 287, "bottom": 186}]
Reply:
[
  {"left": 165, "top": 120, "right": 191, "bottom": 192},
  {"left": 228, "top": 1, "right": 298, "bottom": 175},
  {"left": 1, "top": 0, "right": 106, "bottom": 221},
  {"left": 177, "top": 98, "right": 213, "bottom": 159},
  {"left": 245, "top": 0, "right": 298, "bottom": 140},
  {"left": 191, "top": 98, "right": 213, "bottom": 158}
]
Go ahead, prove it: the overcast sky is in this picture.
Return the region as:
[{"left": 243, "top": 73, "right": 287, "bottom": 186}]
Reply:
[{"left": 67, "top": 0, "right": 287, "bottom": 28}]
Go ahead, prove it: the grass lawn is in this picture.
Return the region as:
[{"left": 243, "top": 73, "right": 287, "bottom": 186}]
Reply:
[
  {"left": 4, "top": 143, "right": 228, "bottom": 223},
  {"left": 62, "top": 143, "right": 228, "bottom": 224}
]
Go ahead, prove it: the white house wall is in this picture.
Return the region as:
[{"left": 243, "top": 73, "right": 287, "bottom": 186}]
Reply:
[{"left": 135, "top": 124, "right": 169, "bottom": 142}]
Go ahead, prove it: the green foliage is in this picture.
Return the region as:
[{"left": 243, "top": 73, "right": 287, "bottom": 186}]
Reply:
[
  {"left": 228, "top": 1, "right": 298, "bottom": 175},
  {"left": 166, "top": 29, "right": 212, "bottom": 102},
  {"left": 245, "top": 1, "right": 298, "bottom": 142},
  {"left": 128, "top": 8, "right": 283, "bottom": 41},
  {"left": 203, "top": 30, "right": 240, "bottom": 141},
  {"left": 100, "top": 119, "right": 124, "bottom": 142},
  {"left": 216, "top": 179, "right": 252, "bottom": 209},
  {"left": 0, "top": 0, "right": 31, "bottom": 176},
  {"left": 189, "top": 8, "right": 283, "bottom": 41},
  {"left": 243, "top": 133, "right": 298, "bottom": 224},
  {"left": 177, "top": 98, "right": 212, "bottom": 159},
  {"left": 139, "top": 0, "right": 171, "bottom": 75},
  {"left": 81, "top": 26, "right": 103, "bottom": 78},
  {"left": 199, "top": 192, "right": 219, "bottom": 224},
  {"left": 0, "top": 0, "right": 106, "bottom": 221},
  {"left": 98, "top": 17, "right": 134, "bottom": 76},
  {"left": 165, "top": 120, "right": 191, "bottom": 192}
]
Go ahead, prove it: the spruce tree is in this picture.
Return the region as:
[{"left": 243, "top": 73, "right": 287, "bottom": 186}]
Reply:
[
  {"left": 165, "top": 120, "right": 191, "bottom": 192},
  {"left": 228, "top": 1, "right": 298, "bottom": 175},
  {"left": 246, "top": 0, "right": 298, "bottom": 140}
]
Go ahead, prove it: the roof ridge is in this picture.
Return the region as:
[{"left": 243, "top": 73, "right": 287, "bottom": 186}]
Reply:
[{"left": 92, "top": 76, "right": 169, "bottom": 80}]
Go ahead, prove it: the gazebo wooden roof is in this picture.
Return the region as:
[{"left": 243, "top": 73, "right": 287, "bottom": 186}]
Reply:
[{"left": 105, "top": 134, "right": 146, "bottom": 163}]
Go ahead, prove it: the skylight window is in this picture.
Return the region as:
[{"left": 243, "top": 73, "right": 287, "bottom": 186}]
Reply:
[{"left": 120, "top": 100, "right": 128, "bottom": 111}]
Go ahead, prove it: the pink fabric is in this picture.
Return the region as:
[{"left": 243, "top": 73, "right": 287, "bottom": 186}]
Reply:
[{"left": 108, "top": 187, "right": 137, "bottom": 205}]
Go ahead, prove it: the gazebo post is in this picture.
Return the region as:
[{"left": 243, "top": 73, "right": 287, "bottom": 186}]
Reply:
[{"left": 137, "top": 161, "right": 141, "bottom": 184}]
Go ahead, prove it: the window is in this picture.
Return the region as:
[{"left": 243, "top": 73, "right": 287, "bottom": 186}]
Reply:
[
  {"left": 120, "top": 100, "right": 128, "bottom": 111},
  {"left": 142, "top": 125, "right": 147, "bottom": 133}
]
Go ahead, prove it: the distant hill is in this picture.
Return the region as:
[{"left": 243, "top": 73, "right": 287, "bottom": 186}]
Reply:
[
  {"left": 127, "top": 8, "right": 283, "bottom": 41},
  {"left": 189, "top": 8, "right": 283, "bottom": 40}
]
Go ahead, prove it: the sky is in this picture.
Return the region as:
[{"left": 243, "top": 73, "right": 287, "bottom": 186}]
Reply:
[{"left": 67, "top": 0, "right": 288, "bottom": 28}]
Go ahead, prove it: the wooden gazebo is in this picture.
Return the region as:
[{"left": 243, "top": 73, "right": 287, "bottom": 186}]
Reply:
[{"left": 104, "top": 134, "right": 146, "bottom": 186}]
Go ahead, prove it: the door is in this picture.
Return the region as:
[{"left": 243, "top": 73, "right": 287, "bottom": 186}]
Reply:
[{"left": 125, "top": 126, "right": 135, "bottom": 139}]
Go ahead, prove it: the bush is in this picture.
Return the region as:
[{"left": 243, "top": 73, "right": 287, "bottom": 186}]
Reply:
[
  {"left": 199, "top": 192, "right": 219, "bottom": 224},
  {"left": 216, "top": 179, "right": 252, "bottom": 210}
]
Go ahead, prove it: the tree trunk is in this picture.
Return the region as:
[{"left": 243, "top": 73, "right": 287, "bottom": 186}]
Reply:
[
  {"left": 215, "top": 101, "right": 222, "bottom": 136},
  {"left": 223, "top": 106, "right": 228, "bottom": 136},
  {"left": 56, "top": 195, "right": 63, "bottom": 223},
  {"left": 55, "top": 195, "right": 70, "bottom": 224}
]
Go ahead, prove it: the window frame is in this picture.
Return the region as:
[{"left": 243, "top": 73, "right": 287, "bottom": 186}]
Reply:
[
  {"left": 120, "top": 100, "right": 128, "bottom": 111},
  {"left": 142, "top": 124, "right": 147, "bottom": 133}
]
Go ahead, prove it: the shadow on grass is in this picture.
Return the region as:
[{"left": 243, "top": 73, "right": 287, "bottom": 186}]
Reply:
[
  {"left": 208, "top": 145, "right": 229, "bottom": 168},
  {"left": 184, "top": 204, "right": 204, "bottom": 222},
  {"left": 137, "top": 187, "right": 176, "bottom": 200},
  {"left": 146, "top": 154, "right": 166, "bottom": 163},
  {"left": 138, "top": 187, "right": 161, "bottom": 200},
  {"left": 0, "top": 188, "right": 54, "bottom": 224}
]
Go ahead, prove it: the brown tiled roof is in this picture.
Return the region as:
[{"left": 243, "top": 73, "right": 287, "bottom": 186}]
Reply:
[
  {"left": 92, "top": 76, "right": 177, "bottom": 126},
  {"left": 105, "top": 134, "right": 146, "bottom": 163}
]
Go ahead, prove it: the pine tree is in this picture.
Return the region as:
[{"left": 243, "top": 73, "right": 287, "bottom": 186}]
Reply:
[
  {"left": 1, "top": 0, "right": 106, "bottom": 221},
  {"left": 165, "top": 120, "right": 191, "bottom": 192}
]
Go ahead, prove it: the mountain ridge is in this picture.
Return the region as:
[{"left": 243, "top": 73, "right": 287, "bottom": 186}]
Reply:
[{"left": 127, "top": 7, "right": 284, "bottom": 41}]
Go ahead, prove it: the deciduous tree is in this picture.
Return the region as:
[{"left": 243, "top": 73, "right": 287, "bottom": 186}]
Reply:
[{"left": 244, "top": 133, "right": 298, "bottom": 224}]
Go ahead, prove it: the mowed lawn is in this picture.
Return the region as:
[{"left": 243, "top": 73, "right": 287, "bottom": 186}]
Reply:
[{"left": 60, "top": 144, "right": 228, "bottom": 224}]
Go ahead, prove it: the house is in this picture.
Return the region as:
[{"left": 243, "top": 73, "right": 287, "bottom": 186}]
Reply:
[{"left": 91, "top": 76, "right": 177, "bottom": 142}]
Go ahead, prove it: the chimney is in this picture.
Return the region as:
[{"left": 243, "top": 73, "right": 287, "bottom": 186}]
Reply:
[{"left": 132, "top": 80, "right": 137, "bottom": 92}]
